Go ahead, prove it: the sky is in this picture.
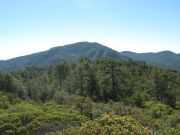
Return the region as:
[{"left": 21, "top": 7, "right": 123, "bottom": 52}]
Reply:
[{"left": 0, "top": 0, "right": 180, "bottom": 60}]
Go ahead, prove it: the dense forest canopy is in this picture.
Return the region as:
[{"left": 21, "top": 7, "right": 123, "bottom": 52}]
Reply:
[{"left": 0, "top": 58, "right": 179, "bottom": 134}]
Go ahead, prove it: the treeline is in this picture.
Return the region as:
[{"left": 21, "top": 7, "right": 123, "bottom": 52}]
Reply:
[{"left": 0, "top": 58, "right": 179, "bottom": 108}]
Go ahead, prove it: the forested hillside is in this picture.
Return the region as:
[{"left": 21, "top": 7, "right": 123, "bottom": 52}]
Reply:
[
  {"left": 0, "top": 42, "right": 126, "bottom": 71},
  {"left": 120, "top": 51, "right": 180, "bottom": 71},
  {"left": 1, "top": 42, "right": 180, "bottom": 72},
  {"left": 0, "top": 58, "right": 179, "bottom": 134}
]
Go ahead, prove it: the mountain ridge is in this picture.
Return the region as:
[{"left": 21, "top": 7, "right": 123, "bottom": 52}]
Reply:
[
  {"left": 120, "top": 51, "right": 180, "bottom": 70},
  {"left": 0, "top": 42, "right": 180, "bottom": 71},
  {"left": 0, "top": 42, "right": 127, "bottom": 71}
]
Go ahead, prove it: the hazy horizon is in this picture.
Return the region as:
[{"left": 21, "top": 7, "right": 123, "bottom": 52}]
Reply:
[{"left": 0, "top": 0, "right": 180, "bottom": 59}]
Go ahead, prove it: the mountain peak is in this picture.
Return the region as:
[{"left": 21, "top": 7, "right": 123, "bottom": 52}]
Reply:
[
  {"left": 50, "top": 42, "right": 104, "bottom": 51},
  {"left": 65, "top": 41, "right": 104, "bottom": 47},
  {"left": 0, "top": 42, "right": 126, "bottom": 71}
]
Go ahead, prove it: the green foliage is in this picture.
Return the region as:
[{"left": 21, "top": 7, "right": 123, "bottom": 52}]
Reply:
[
  {"left": 47, "top": 127, "right": 78, "bottom": 135},
  {"left": 176, "top": 101, "right": 180, "bottom": 109},
  {"left": 0, "top": 72, "right": 26, "bottom": 99},
  {"left": 78, "top": 114, "right": 153, "bottom": 135},
  {"left": 131, "top": 91, "right": 150, "bottom": 107},
  {"left": 4, "top": 58, "right": 178, "bottom": 109},
  {"left": 54, "top": 91, "right": 67, "bottom": 105},
  {"left": 0, "top": 92, "right": 10, "bottom": 109},
  {"left": 144, "top": 101, "right": 173, "bottom": 118},
  {"left": 74, "top": 96, "right": 93, "bottom": 119},
  {"left": 91, "top": 101, "right": 137, "bottom": 120},
  {"left": 0, "top": 101, "right": 88, "bottom": 135},
  {"left": 0, "top": 57, "right": 180, "bottom": 134}
]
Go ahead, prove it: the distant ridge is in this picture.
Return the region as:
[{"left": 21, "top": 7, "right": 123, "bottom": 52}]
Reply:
[
  {"left": 0, "top": 42, "right": 127, "bottom": 71},
  {"left": 120, "top": 51, "right": 180, "bottom": 71}
]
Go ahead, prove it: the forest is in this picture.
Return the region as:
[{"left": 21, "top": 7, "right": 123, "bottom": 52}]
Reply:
[{"left": 0, "top": 57, "right": 179, "bottom": 135}]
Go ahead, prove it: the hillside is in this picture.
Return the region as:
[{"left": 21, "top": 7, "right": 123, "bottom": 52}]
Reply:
[
  {"left": 0, "top": 42, "right": 126, "bottom": 71},
  {"left": 120, "top": 51, "right": 180, "bottom": 71}
]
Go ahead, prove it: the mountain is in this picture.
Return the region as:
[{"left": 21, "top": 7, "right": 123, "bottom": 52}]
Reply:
[
  {"left": 1, "top": 42, "right": 180, "bottom": 71},
  {"left": 120, "top": 51, "right": 180, "bottom": 71},
  {"left": 0, "top": 42, "right": 127, "bottom": 71}
]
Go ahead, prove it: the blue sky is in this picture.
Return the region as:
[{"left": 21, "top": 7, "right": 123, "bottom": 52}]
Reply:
[{"left": 0, "top": 0, "right": 180, "bottom": 60}]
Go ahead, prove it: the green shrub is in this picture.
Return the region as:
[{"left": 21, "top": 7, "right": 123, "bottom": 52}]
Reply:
[
  {"left": 144, "top": 101, "right": 172, "bottom": 118},
  {"left": 0, "top": 92, "right": 10, "bottom": 109},
  {"left": 0, "top": 102, "right": 88, "bottom": 135},
  {"left": 176, "top": 101, "right": 180, "bottom": 109},
  {"left": 47, "top": 127, "right": 78, "bottom": 135},
  {"left": 78, "top": 114, "right": 153, "bottom": 135},
  {"left": 131, "top": 91, "right": 149, "bottom": 107}
]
